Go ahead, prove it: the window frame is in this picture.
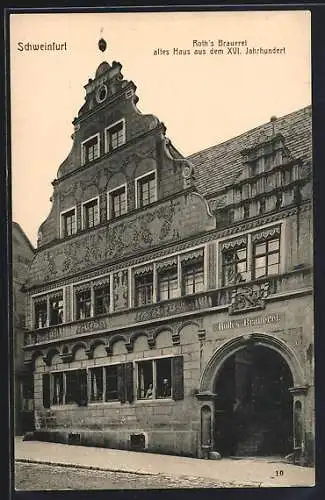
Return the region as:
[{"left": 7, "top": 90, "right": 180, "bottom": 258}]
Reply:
[
  {"left": 75, "top": 288, "right": 92, "bottom": 320},
  {"left": 81, "top": 196, "right": 100, "bottom": 230},
  {"left": 81, "top": 133, "right": 100, "bottom": 166},
  {"left": 134, "top": 272, "right": 154, "bottom": 307},
  {"left": 221, "top": 245, "right": 248, "bottom": 287},
  {"left": 60, "top": 206, "right": 77, "bottom": 238},
  {"left": 136, "top": 357, "right": 173, "bottom": 401},
  {"left": 135, "top": 170, "right": 157, "bottom": 209},
  {"left": 107, "top": 183, "right": 128, "bottom": 220},
  {"left": 252, "top": 236, "right": 281, "bottom": 280},
  {"left": 158, "top": 267, "right": 178, "bottom": 302},
  {"left": 182, "top": 260, "right": 204, "bottom": 296},
  {"left": 104, "top": 119, "right": 126, "bottom": 153}
]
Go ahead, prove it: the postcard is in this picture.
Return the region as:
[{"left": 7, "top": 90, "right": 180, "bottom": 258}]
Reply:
[{"left": 9, "top": 9, "right": 315, "bottom": 490}]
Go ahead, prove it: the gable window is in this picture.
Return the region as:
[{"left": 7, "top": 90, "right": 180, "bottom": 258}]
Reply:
[
  {"left": 158, "top": 268, "right": 178, "bottom": 301},
  {"left": 108, "top": 185, "right": 127, "bottom": 219},
  {"left": 136, "top": 172, "right": 156, "bottom": 208},
  {"left": 34, "top": 300, "right": 47, "bottom": 329},
  {"left": 61, "top": 208, "right": 76, "bottom": 238},
  {"left": 253, "top": 236, "right": 280, "bottom": 279},
  {"left": 94, "top": 284, "right": 110, "bottom": 315},
  {"left": 222, "top": 239, "right": 248, "bottom": 286},
  {"left": 135, "top": 272, "right": 153, "bottom": 307},
  {"left": 82, "top": 198, "right": 99, "bottom": 229},
  {"left": 49, "top": 295, "right": 63, "bottom": 325},
  {"left": 75, "top": 289, "right": 91, "bottom": 320},
  {"left": 137, "top": 356, "right": 183, "bottom": 401},
  {"left": 105, "top": 120, "right": 125, "bottom": 153},
  {"left": 81, "top": 134, "right": 100, "bottom": 165}
]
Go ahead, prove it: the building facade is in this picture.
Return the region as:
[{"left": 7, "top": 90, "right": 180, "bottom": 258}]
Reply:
[
  {"left": 22, "top": 58, "right": 314, "bottom": 465},
  {"left": 12, "top": 222, "right": 35, "bottom": 435}
]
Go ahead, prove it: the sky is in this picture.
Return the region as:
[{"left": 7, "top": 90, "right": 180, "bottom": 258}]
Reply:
[{"left": 10, "top": 10, "right": 311, "bottom": 246}]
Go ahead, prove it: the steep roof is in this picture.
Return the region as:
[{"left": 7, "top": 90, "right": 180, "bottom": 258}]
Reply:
[{"left": 188, "top": 105, "right": 312, "bottom": 197}]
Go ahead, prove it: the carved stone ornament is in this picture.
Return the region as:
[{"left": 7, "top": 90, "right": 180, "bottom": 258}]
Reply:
[
  {"left": 221, "top": 236, "right": 247, "bottom": 251},
  {"left": 251, "top": 226, "right": 280, "bottom": 243},
  {"left": 229, "top": 281, "right": 270, "bottom": 315}
]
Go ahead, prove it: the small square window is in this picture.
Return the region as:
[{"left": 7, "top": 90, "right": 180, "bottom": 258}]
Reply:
[
  {"left": 109, "top": 186, "right": 127, "bottom": 219},
  {"left": 137, "top": 173, "right": 156, "bottom": 208},
  {"left": 61, "top": 209, "right": 76, "bottom": 238},
  {"left": 83, "top": 199, "right": 99, "bottom": 229},
  {"left": 82, "top": 135, "right": 100, "bottom": 165},
  {"left": 105, "top": 121, "right": 125, "bottom": 152}
]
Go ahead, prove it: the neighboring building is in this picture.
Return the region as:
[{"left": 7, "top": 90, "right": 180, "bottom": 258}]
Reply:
[
  {"left": 22, "top": 54, "right": 314, "bottom": 465},
  {"left": 12, "top": 222, "right": 34, "bottom": 435}
]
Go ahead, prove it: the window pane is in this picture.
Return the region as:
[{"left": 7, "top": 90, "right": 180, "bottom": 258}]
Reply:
[
  {"left": 236, "top": 249, "right": 247, "bottom": 261},
  {"left": 255, "top": 267, "right": 265, "bottom": 278},
  {"left": 138, "top": 361, "right": 153, "bottom": 399},
  {"left": 255, "top": 243, "right": 266, "bottom": 256},
  {"left": 105, "top": 366, "right": 118, "bottom": 401},
  {"left": 268, "top": 239, "right": 280, "bottom": 252},
  {"left": 255, "top": 256, "right": 266, "bottom": 269},
  {"left": 268, "top": 253, "right": 279, "bottom": 266},
  {"left": 156, "top": 358, "right": 172, "bottom": 398},
  {"left": 268, "top": 263, "right": 279, "bottom": 276}
]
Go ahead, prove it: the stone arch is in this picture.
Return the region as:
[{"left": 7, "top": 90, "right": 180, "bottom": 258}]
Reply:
[
  {"left": 44, "top": 347, "right": 60, "bottom": 366},
  {"left": 154, "top": 327, "right": 173, "bottom": 348},
  {"left": 109, "top": 334, "right": 128, "bottom": 355},
  {"left": 200, "top": 332, "right": 306, "bottom": 393},
  {"left": 31, "top": 350, "right": 45, "bottom": 370},
  {"left": 178, "top": 320, "right": 200, "bottom": 343},
  {"left": 129, "top": 330, "right": 149, "bottom": 349},
  {"left": 71, "top": 341, "right": 88, "bottom": 361},
  {"left": 89, "top": 338, "right": 107, "bottom": 358}
]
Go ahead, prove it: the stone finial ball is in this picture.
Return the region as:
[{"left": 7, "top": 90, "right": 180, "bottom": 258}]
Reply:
[{"left": 98, "top": 38, "right": 107, "bottom": 52}]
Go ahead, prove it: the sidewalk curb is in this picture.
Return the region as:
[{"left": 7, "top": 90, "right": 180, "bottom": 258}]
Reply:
[{"left": 15, "top": 458, "right": 262, "bottom": 488}]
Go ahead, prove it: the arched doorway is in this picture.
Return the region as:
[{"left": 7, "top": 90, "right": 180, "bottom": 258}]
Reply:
[{"left": 213, "top": 344, "right": 293, "bottom": 457}]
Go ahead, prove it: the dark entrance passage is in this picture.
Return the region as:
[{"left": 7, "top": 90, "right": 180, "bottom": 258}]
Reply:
[{"left": 214, "top": 345, "right": 293, "bottom": 457}]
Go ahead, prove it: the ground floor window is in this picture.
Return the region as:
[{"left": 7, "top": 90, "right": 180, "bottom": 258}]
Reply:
[
  {"left": 137, "top": 356, "right": 183, "bottom": 400},
  {"left": 42, "top": 357, "right": 184, "bottom": 409},
  {"left": 89, "top": 365, "right": 119, "bottom": 402},
  {"left": 44, "top": 370, "right": 87, "bottom": 406}
]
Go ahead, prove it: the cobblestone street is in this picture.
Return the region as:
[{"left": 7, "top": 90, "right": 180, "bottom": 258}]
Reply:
[{"left": 15, "top": 462, "right": 249, "bottom": 490}]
